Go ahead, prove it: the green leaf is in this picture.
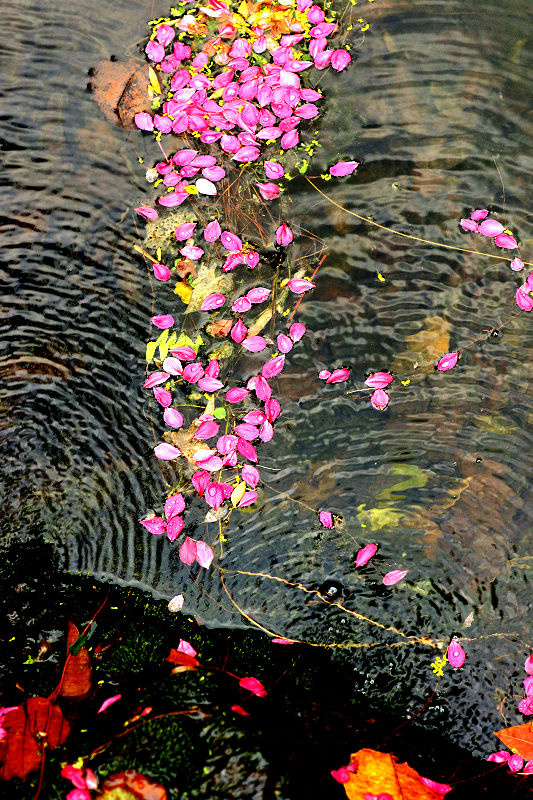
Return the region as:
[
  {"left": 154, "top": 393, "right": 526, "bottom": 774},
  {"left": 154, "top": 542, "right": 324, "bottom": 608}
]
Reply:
[
  {"left": 213, "top": 407, "right": 226, "bottom": 419},
  {"left": 69, "top": 633, "right": 88, "bottom": 655}
]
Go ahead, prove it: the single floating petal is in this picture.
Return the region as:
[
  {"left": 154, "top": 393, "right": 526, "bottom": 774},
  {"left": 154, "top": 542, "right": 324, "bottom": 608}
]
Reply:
[
  {"left": 329, "top": 160, "right": 359, "bottom": 177},
  {"left": 437, "top": 352, "right": 459, "bottom": 371},
  {"left": 154, "top": 443, "right": 182, "bottom": 460},
  {"left": 364, "top": 371, "right": 393, "bottom": 389},
  {"left": 319, "top": 510, "right": 333, "bottom": 528},
  {"left": 200, "top": 292, "right": 226, "bottom": 311},
  {"left": 447, "top": 639, "right": 466, "bottom": 668},
  {"left": 355, "top": 543, "right": 377, "bottom": 567},
  {"left": 97, "top": 694, "right": 122, "bottom": 714},
  {"left": 383, "top": 569, "right": 408, "bottom": 586}
]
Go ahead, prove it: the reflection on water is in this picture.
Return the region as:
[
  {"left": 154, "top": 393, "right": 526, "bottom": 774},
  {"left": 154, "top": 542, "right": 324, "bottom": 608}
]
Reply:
[{"left": 1, "top": 0, "right": 532, "bottom": 755}]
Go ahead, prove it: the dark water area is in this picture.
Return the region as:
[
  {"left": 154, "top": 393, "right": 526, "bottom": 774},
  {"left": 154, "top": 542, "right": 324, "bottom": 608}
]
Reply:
[{"left": 1, "top": 0, "right": 532, "bottom": 784}]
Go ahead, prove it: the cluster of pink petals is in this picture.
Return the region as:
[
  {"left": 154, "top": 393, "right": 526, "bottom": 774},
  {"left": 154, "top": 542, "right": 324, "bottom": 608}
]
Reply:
[
  {"left": 318, "top": 367, "right": 350, "bottom": 384},
  {"left": 135, "top": 0, "right": 352, "bottom": 187},
  {"left": 362, "top": 371, "right": 394, "bottom": 411},
  {"left": 330, "top": 759, "right": 358, "bottom": 784},
  {"left": 61, "top": 765, "right": 98, "bottom": 800},
  {"left": 487, "top": 750, "right": 532, "bottom": 774},
  {"left": 179, "top": 536, "right": 214, "bottom": 568},
  {"left": 460, "top": 209, "right": 518, "bottom": 249}
]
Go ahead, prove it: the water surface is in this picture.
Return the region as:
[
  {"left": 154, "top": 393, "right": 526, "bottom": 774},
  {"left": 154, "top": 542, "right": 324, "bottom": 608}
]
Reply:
[{"left": 1, "top": 0, "right": 532, "bottom": 756}]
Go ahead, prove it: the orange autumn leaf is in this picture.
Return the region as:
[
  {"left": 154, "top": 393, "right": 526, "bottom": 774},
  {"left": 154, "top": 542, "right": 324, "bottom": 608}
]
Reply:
[
  {"left": 165, "top": 649, "right": 199, "bottom": 669},
  {"left": 343, "top": 749, "right": 452, "bottom": 800},
  {"left": 495, "top": 721, "right": 533, "bottom": 761},
  {"left": 60, "top": 621, "right": 92, "bottom": 698},
  {"left": 0, "top": 697, "right": 70, "bottom": 781}
]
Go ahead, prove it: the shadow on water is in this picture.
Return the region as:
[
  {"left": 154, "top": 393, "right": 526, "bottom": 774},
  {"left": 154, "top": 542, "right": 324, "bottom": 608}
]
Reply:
[{"left": 1, "top": 0, "right": 532, "bottom": 782}]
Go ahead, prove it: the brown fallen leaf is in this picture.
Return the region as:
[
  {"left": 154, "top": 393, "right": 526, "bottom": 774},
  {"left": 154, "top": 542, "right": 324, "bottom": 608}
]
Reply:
[
  {"left": 60, "top": 621, "right": 92, "bottom": 699},
  {"left": 0, "top": 697, "right": 70, "bottom": 781},
  {"left": 495, "top": 721, "right": 533, "bottom": 761},
  {"left": 343, "top": 749, "right": 451, "bottom": 800},
  {"left": 89, "top": 58, "right": 151, "bottom": 128}
]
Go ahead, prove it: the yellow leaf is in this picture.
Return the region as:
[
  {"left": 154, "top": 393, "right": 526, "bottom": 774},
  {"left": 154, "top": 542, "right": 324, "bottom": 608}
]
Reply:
[
  {"left": 149, "top": 66, "right": 161, "bottom": 94},
  {"left": 377, "top": 272, "right": 386, "bottom": 282},
  {"left": 174, "top": 282, "right": 193, "bottom": 304},
  {"left": 146, "top": 341, "right": 157, "bottom": 364},
  {"left": 231, "top": 482, "right": 246, "bottom": 507}
]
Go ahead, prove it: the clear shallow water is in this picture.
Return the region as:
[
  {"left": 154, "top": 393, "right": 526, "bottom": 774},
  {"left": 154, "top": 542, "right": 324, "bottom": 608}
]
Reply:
[{"left": 1, "top": 0, "right": 532, "bottom": 756}]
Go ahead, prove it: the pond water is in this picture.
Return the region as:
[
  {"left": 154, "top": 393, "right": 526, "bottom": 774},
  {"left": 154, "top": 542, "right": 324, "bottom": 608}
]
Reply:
[{"left": 1, "top": 0, "right": 532, "bottom": 760}]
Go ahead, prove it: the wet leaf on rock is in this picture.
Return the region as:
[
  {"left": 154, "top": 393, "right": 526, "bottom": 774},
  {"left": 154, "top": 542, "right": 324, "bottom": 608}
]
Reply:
[{"left": 0, "top": 697, "right": 70, "bottom": 781}]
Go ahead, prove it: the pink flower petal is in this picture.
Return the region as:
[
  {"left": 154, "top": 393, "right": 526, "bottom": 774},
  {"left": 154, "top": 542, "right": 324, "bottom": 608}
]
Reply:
[
  {"left": 151, "top": 314, "right": 174, "bottom": 329},
  {"left": 143, "top": 371, "right": 170, "bottom": 388},
  {"left": 140, "top": 516, "right": 166, "bottom": 535},
  {"left": 237, "top": 438, "right": 258, "bottom": 462},
  {"left": 355, "top": 543, "right": 377, "bottom": 567},
  {"left": 276, "top": 223, "right": 293, "bottom": 246},
  {"left": 447, "top": 639, "right": 466, "bottom": 668},
  {"left": 200, "top": 292, "right": 226, "bottom": 311},
  {"left": 239, "top": 676, "right": 267, "bottom": 696},
  {"left": 262, "top": 355, "right": 285, "bottom": 379},
  {"left": 287, "top": 278, "right": 315, "bottom": 294},
  {"left": 289, "top": 322, "right": 306, "bottom": 342},
  {"left": 242, "top": 464, "right": 260, "bottom": 489},
  {"left": 277, "top": 333, "right": 293, "bottom": 353},
  {"left": 383, "top": 569, "right": 408, "bottom": 586},
  {"left": 460, "top": 218, "right": 478, "bottom": 232},
  {"left": 478, "top": 219, "right": 504, "bottom": 236},
  {"left": 166, "top": 515, "right": 185, "bottom": 542},
  {"left": 329, "top": 160, "right": 359, "bottom": 177},
  {"left": 326, "top": 368, "right": 350, "bottom": 384},
  {"left": 271, "top": 638, "right": 294, "bottom": 645},
  {"left": 247, "top": 287, "right": 271, "bottom": 303},
  {"left": 135, "top": 206, "right": 158, "bottom": 221},
  {"left": 511, "top": 257, "right": 524, "bottom": 271},
  {"left": 198, "top": 376, "right": 224, "bottom": 392},
  {"left": 364, "top": 372, "right": 393, "bottom": 389},
  {"left": 97, "top": 694, "right": 122, "bottom": 714},
  {"left": 153, "top": 263, "right": 171, "bottom": 281},
  {"left": 494, "top": 233, "right": 518, "bottom": 249},
  {"left": 154, "top": 443, "right": 182, "bottom": 460},
  {"left": 437, "top": 352, "right": 459, "bottom": 371},
  {"left": 225, "top": 387, "right": 250, "bottom": 403},
  {"left": 165, "top": 493, "right": 185, "bottom": 520},
  {"left": 196, "top": 541, "right": 214, "bottom": 568},
  {"left": 238, "top": 490, "right": 258, "bottom": 507},
  {"left": 470, "top": 208, "right": 488, "bottom": 221},
  {"left": 175, "top": 222, "right": 197, "bottom": 240},
  {"left": 169, "top": 346, "right": 196, "bottom": 360},
  {"left": 242, "top": 336, "right": 267, "bottom": 352},
  {"left": 179, "top": 537, "right": 197, "bottom": 565},
  {"left": 319, "top": 510, "right": 333, "bottom": 528},
  {"left": 232, "top": 296, "right": 252, "bottom": 313},
  {"left": 163, "top": 407, "right": 184, "bottom": 428}
]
